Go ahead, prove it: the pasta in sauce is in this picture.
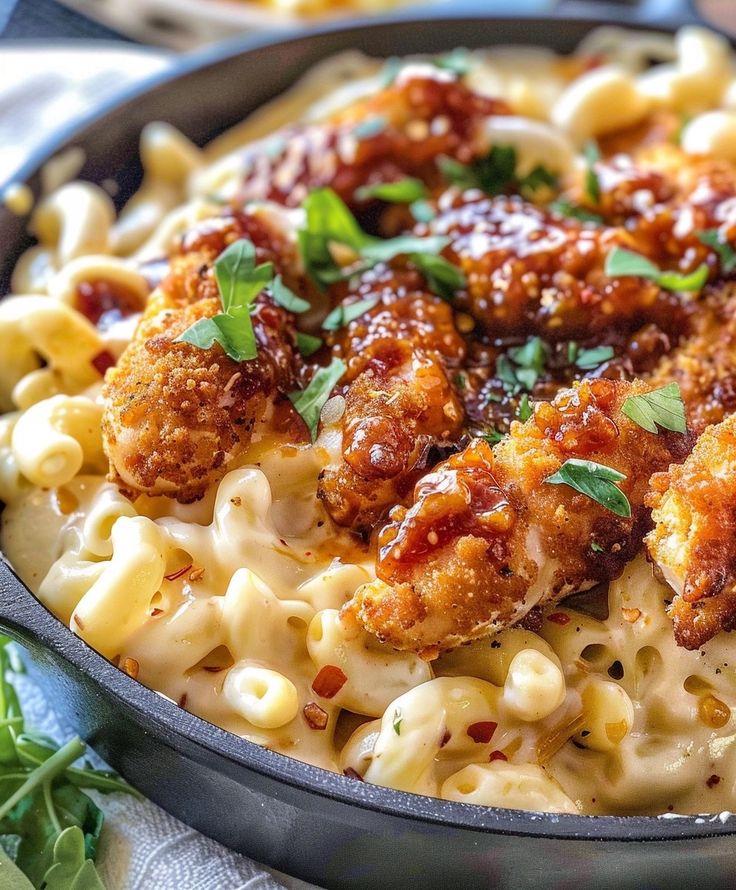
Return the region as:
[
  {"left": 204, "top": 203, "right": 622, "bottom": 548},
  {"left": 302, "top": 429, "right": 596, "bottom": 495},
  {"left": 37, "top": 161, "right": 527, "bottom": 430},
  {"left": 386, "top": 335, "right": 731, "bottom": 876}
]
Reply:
[{"left": 4, "top": 25, "right": 736, "bottom": 817}]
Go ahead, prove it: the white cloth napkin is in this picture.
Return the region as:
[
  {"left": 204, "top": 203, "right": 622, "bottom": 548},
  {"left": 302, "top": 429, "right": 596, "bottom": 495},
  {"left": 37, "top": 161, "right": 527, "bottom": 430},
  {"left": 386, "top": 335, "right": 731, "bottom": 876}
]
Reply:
[{"left": 0, "top": 43, "right": 318, "bottom": 889}]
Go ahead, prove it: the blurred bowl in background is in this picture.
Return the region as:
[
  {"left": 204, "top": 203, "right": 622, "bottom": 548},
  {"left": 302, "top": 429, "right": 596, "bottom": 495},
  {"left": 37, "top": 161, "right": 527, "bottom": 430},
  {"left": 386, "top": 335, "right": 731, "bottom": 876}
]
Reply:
[{"left": 56, "top": 0, "right": 452, "bottom": 48}]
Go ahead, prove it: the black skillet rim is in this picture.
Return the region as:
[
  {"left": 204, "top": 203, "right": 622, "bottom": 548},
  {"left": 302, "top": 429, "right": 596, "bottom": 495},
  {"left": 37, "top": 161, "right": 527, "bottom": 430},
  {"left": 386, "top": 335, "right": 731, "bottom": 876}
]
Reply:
[{"left": 1, "top": 9, "right": 732, "bottom": 844}]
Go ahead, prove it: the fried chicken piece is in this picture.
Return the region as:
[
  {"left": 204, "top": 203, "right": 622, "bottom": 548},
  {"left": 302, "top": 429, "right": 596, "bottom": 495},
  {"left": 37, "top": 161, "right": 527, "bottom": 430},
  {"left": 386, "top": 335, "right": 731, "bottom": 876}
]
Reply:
[
  {"left": 426, "top": 192, "right": 689, "bottom": 341},
  {"left": 648, "top": 286, "right": 736, "bottom": 435},
  {"left": 236, "top": 70, "right": 509, "bottom": 208},
  {"left": 102, "top": 213, "right": 300, "bottom": 502},
  {"left": 647, "top": 413, "right": 736, "bottom": 650},
  {"left": 317, "top": 265, "right": 465, "bottom": 531},
  {"left": 343, "top": 378, "right": 691, "bottom": 655}
]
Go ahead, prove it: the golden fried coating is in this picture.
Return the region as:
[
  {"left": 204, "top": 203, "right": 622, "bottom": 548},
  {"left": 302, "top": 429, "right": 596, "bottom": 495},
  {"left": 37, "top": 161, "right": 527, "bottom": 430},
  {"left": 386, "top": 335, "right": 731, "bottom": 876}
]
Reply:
[
  {"left": 647, "top": 413, "right": 736, "bottom": 650},
  {"left": 343, "top": 379, "right": 690, "bottom": 655},
  {"left": 102, "top": 220, "right": 300, "bottom": 502},
  {"left": 236, "top": 71, "right": 509, "bottom": 208}
]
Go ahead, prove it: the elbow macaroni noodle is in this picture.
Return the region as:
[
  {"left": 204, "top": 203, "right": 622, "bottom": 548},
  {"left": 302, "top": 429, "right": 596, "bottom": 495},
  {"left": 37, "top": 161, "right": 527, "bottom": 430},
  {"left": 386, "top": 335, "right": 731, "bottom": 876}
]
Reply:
[{"left": 3, "top": 25, "right": 736, "bottom": 816}]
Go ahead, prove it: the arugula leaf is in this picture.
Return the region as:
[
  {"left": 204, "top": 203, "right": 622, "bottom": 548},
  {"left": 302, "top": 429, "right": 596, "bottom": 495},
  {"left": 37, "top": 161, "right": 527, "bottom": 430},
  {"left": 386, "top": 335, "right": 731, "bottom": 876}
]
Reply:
[
  {"left": 605, "top": 247, "right": 709, "bottom": 293},
  {"left": 699, "top": 229, "right": 736, "bottom": 274},
  {"left": 549, "top": 200, "right": 603, "bottom": 225},
  {"left": 299, "top": 188, "right": 459, "bottom": 298},
  {"left": 355, "top": 178, "right": 428, "bottom": 204},
  {"left": 270, "top": 276, "right": 309, "bottom": 314},
  {"left": 517, "top": 394, "right": 533, "bottom": 422},
  {"left": 621, "top": 382, "right": 687, "bottom": 434},
  {"left": 574, "top": 345, "right": 614, "bottom": 370},
  {"left": 178, "top": 314, "right": 257, "bottom": 363},
  {"left": 583, "top": 140, "right": 601, "bottom": 204},
  {"left": 289, "top": 357, "right": 346, "bottom": 442},
  {"left": 0, "top": 846, "right": 33, "bottom": 890},
  {"left": 40, "top": 826, "right": 104, "bottom": 890},
  {"left": 295, "top": 332, "right": 323, "bottom": 358},
  {"left": 411, "top": 253, "right": 466, "bottom": 301},
  {"left": 322, "top": 298, "right": 380, "bottom": 331},
  {"left": 214, "top": 240, "right": 273, "bottom": 314},
  {"left": 545, "top": 458, "right": 631, "bottom": 518},
  {"left": 498, "top": 336, "right": 548, "bottom": 394}
]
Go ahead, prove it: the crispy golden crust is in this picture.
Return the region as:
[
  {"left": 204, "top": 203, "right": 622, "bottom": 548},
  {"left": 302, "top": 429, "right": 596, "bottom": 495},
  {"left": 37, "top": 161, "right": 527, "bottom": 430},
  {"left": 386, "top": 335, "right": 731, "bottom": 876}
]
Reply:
[
  {"left": 344, "top": 379, "right": 690, "bottom": 654},
  {"left": 102, "top": 250, "right": 299, "bottom": 502},
  {"left": 236, "top": 73, "right": 509, "bottom": 208},
  {"left": 647, "top": 413, "right": 736, "bottom": 650}
]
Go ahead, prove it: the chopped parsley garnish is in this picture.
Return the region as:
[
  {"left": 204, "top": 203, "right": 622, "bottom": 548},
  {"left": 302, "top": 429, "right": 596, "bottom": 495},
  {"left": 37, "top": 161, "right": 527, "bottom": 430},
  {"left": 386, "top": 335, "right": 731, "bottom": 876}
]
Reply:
[
  {"left": 322, "top": 297, "right": 380, "bottom": 331},
  {"left": 433, "top": 48, "right": 472, "bottom": 76},
  {"left": 497, "top": 336, "right": 548, "bottom": 395},
  {"left": 177, "top": 239, "right": 310, "bottom": 362},
  {"left": 410, "top": 198, "right": 436, "bottom": 223},
  {"left": 621, "top": 382, "right": 687, "bottom": 434},
  {"left": 439, "top": 145, "right": 557, "bottom": 199},
  {"left": 549, "top": 200, "right": 604, "bottom": 225},
  {"left": 353, "top": 116, "right": 387, "bottom": 140},
  {"left": 570, "top": 344, "right": 615, "bottom": 370},
  {"left": 296, "top": 332, "right": 323, "bottom": 358},
  {"left": 517, "top": 393, "right": 533, "bottom": 422},
  {"left": 478, "top": 427, "right": 505, "bottom": 445},
  {"left": 299, "top": 188, "right": 464, "bottom": 299},
  {"left": 605, "top": 246, "right": 709, "bottom": 293},
  {"left": 545, "top": 459, "right": 631, "bottom": 518},
  {"left": 454, "top": 372, "right": 467, "bottom": 390},
  {"left": 392, "top": 707, "right": 403, "bottom": 736},
  {"left": 583, "top": 140, "right": 601, "bottom": 204},
  {"left": 590, "top": 541, "right": 604, "bottom": 553},
  {"left": 355, "top": 177, "right": 428, "bottom": 204},
  {"left": 699, "top": 229, "right": 736, "bottom": 274},
  {"left": 288, "top": 357, "right": 346, "bottom": 442}
]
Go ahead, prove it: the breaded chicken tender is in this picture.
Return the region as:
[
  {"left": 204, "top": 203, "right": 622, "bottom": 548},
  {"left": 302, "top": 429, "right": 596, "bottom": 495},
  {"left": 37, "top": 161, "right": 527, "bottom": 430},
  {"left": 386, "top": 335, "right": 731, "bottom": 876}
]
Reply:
[
  {"left": 317, "top": 266, "right": 465, "bottom": 530},
  {"left": 236, "top": 69, "right": 509, "bottom": 208},
  {"left": 647, "top": 413, "right": 736, "bottom": 650},
  {"left": 102, "top": 220, "right": 300, "bottom": 502},
  {"left": 343, "top": 378, "right": 690, "bottom": 655}
]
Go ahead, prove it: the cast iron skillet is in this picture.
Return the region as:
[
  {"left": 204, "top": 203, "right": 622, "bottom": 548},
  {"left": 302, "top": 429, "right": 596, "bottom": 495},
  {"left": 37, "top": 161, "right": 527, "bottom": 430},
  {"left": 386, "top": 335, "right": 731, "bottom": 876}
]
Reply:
[{"left": 1, "top": 12, "right": 734, "bottom": 890}]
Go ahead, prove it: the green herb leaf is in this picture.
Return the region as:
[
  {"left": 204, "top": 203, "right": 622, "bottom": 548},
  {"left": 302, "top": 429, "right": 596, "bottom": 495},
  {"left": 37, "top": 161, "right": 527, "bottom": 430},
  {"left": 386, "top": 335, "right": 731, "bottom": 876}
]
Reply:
[
  {"left": 433, "top": 48, "right": 472, "bottom": 76},
  {"left": 575, "top": 345, "right": 614, "bottom": 370},
  {"left": 590, "top": 541, "right": 604, "bottom": 553},
  {"left": 605, "top": 246, "right": 709, "bottom": 293},
  {"left": 177, "top": 313, "right": 257, "bottom": 363},
  {"left": 214, "top": 239, "right": 272, "bottom": 314},
  {"left": 379, "top": 56, "right": 402, "bottom": 88},
  {"left": 699, "top": 229, "right": 736, "bottom": 274},
  {"left": 621, "top": 382, "right": 687, "bottom": 434},
  {"left": 322, "top": 298, "right": 380, "bottom": 331},
  {"left": 549, "top": 200, "right": 604, "bottom": 225},
  {"left": 353, "top": 117, "right": 387, "bottom": 140},
  {"left": 479, "top": 428, "right": 506, "bottom": 445},
  {"left": 409, "top": 198, "right": 436, "bottom": 223},
  {"left": 583, "top": 140, "right": 601, "bottom": 204},
  {"left": 392, "top": 708, "right": 403, "bottom": 736},
  {"left": 288, "top": 357, "right": 346, "bottom": 442},
  {"left": 40, "top": 826, "right": 104, "bottom": 890},
  {"left": 0, "top": 847, "right": 33, "bottom": 890},
  {"left": 517, "top": 393, "right": 533, "bottom": 422},
  {"left": 518, "top": 165, "right": 558, "bottom": 195},
  {"left": 296, "top": 332, "right": 323, "bottom": 358},
  {"left": 545, "top": 458, "right": 631, "bottom": 518},
  {"left": 497, "top": 336, "right": 548, "bottom": 394},
  {"left": 355, "top": 178, "right": 428, "bottom": 204},
  {"left": 411, "top": 252, "right": 466, "bottom": 301},
  {"left": 270, "top": 276, "right": 310, "bottom": 313},
  {"left": 439, "top": 144, "right": 518, "bottom": 196}
]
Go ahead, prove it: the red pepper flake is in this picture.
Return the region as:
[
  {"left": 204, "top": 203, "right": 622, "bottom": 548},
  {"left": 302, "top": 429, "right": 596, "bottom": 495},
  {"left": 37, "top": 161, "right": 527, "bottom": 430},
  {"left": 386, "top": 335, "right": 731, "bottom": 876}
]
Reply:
[
  {"left": 467, "top": 721, "right": 498, "bottom": 744},
  {"left": 150, "top": 608, "right": 163, "bottom": 617},
  {"left": 164, "top": 563, "right": 192, "bottom": 582},
  {"left": 91, "top": 350, "right": 116, "bottom": 376},
  {"left": 312, "top": 665, "right": 348, "bottom": 699},
  {"left": 343, "top": 767, "right": 364, "bottom": 781},
  {"left": 303, "top": 701, "right": 328, "bottom": 730},
  {"left": 707, "top": 774, "right": 721, "bottom": 788},
  {"left": 547, "top": 612, "right": 570, "bottom": 626},
  {"left": 439, "top": 728, "right": 451, "bottom": 748},
  {"left": 489, "top": 750, "right": 508, "bottom": 762}
]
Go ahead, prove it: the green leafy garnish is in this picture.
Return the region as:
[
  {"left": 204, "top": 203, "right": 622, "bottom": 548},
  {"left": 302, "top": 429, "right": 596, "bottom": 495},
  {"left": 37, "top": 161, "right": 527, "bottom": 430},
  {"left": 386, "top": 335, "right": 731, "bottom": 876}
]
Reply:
[
  {"left": 177, "top": 314, "right": 257, "bottom": 363},
  {"left": 433, "top": 48, "right": 472, "bottom": 75},
  {"left": 605, "top": 247, "right": 709, "bottom": 293},
  {"left": 590, "top": 541, "right": 604, "bottom": 553},
  {"left": 392, "top": 708, "right": 403, "bottom": 736},
  {"left": 497, "top": 336, "right": 548, "bottom": 394},
  {"left": 479, "top": 427, "right": 505, "bottom": 445},
  {"left": 411, "top": 253, "right": 466, "bottom": 301},
  {"left": 270, "top": 276, "right": 310, "bottom": 314},
  {"left": 353, "top": 117, "right": 387, "bottom": 140},
  {"left": 549, "top": 200, "right": 604, "bottom": 225},
  {"left": 410, "top": 199, "right": 436, "bottom": 223},
  {"left": 295, "top": 332, "right": 323, "bottom": 358},
  {"left": 573, "top": 344, "right": 615, "bottom": 370},
  {"left": 0, "top": 639, "right": 136, "bottom": 887},
  {"left": 439, "top": 145, "right": 557, "bottom": 199},
  {"left": 322, "top": 297, "right": 380, "bottom": 331},
  {"left": 299, "top": 188, "right": 462, "bottom": 300},
  {"left": 583, "top": 140, "right": 601, "bottom": 204},
  {"left": 621, "top": 382, "right": 687, "bottom": 434},
  {"left": 699, "top": 229, "right": 736, "bottom": 274},
  {"left": 517, "top": 393, "right": 533, "bottom": 422},
  {"left": 355, "top": 178, "right": 428, "bottom": 204},
  {"left": 545, "top": 459, "right": 631, "bottom": 518},
  {"left": 289, "top": 357, "right": 346, "bottom": 442}
]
